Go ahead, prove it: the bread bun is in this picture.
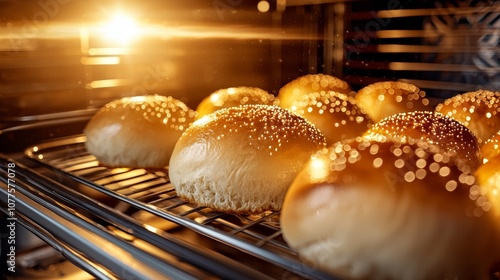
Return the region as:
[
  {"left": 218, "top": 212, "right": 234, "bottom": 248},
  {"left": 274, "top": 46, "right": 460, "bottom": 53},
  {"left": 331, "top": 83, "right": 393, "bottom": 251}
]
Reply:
[
  {"left": 475, "top": 155, "right": 500, "bottom": 220},
  {"left": 168, "top": 104, "right": 326, "bottom": 214},
  {"left": 281, "top": 137, "right": 500, "bottom": 280},
  {"left": 364, "top": 111, "right": 481, "bottom": 171},
  {"left": 435, "top": 89, "right": 500, "bottom": 144},
  {"left": 277, "top": 74, "right": 352, "bottom": 108},
  {"left": 196, "top": 86, "right": 278, "bottom": 118},
  {"left": 355, "top": 81, "right": 432, "bottom": 122},
  {"left": 84, "top": 95, "right": 196, "bottom": 169},
  {"left": 482, "top": 130, "right": 500, "bottom": 163},
  {"left": 281, "top": 90, "right": 372, "bottom": 145}
]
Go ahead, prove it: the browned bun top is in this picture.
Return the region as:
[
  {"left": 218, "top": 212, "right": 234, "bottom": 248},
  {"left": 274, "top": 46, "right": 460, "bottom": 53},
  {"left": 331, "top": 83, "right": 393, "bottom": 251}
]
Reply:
[
  {"left": 281, "top": 90, "right": 372, "bottom": 145},
  {"left": 482, "top": 130, "right": 500, "bottom": 163},
  {"left": 285, "top": 138, "right": 478, "bottom": 204},
  {"left": 182, "top": 104, "right": 326, "bottom": 155},
  {"left": 169, "top": 104, "right": 326, "bottom": 213},
  {"left": 282, "top": 137, "right": 490, "bottom": 247},
  {"left": 355, "top": 81, "right": 432, "bottom": 122},
  {"left": 196, "top": 86, "right": 278, "bottom": 118},
  {"left": 84, "top": 95, "right": 197, "bottom": 168},
  {"left": 435, "top": 89, "right": 500, "bottom": 144},
  {"left": 281, "top": 136, "right": 500, "bottom": 279},
  {"left": 364, "top": 111, "right": 481, "bottom": 171},
  {"left": 277, "top": 74, "right": 352, "bottom": 108}
]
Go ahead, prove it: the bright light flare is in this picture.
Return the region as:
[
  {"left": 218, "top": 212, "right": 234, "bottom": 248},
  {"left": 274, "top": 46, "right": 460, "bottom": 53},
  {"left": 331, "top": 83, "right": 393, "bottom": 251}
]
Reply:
[
  {"left": 101, "top": 13, "right": 140, "bottom": 45},
  {"left": 309, "top": 155, "right": 329, "bottom": 182},
  {"left": 257, "top": 1, "right": 270, "bottom": 13}
]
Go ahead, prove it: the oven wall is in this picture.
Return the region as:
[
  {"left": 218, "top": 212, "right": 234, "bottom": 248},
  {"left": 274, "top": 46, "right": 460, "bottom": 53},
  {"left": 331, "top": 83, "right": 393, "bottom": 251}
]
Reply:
[
  {"left": 1, "top": 0, "right": 498, "bottom": 153},
  {"left": 1, "top": 0, "right": 306, "bottom": 153},
  {"left": 330, "top": 0, "right": 499, "bottom": 97},
  {"left": 0, "top": 0, "right": 284, "bottom": 111}
]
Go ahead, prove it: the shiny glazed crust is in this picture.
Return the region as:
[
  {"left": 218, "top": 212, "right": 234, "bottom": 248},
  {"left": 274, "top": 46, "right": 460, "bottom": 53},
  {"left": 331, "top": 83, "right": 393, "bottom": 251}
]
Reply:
[
  {"left": 364, "top": 111, "right": 482, "bottom": 171},
  {"left": 435, "top": 89, "right": 500, "bottom": 143},
  {"left": 482, "top": 130, "right": 500, "bottom": 163},
  {"left": 278, "top": 74, "right": 352, "bottom": 108},
  {"left": 355, "top": 81, "right": 432, "bottom": 122},
  {"left": 281, "top": 90, "right": 373, "bottom": 145},
  {"left": 281, "top": 137, "right": 500, "bottom": 280},
  {"left": 196, "top": 86, "right": 278, "bottom": 118}
]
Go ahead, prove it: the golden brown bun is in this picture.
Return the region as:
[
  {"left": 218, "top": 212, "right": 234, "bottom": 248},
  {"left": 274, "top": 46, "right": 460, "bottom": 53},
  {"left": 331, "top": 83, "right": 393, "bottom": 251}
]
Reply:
[
  {"left": 355, "top": 81, "right": 432, "bottom": 122},
  {"left": 281, "top": 90, "right": 372, "bottom": 145},
  {"left": 475, "top": 155, "right": 500, "bottom": 220},
  {"left": 84, "top": 95, "right": 196, "bottom": 169},
  {"left": 435, "top": 89, "right": 500, "bottom": 144},
  {"left": 364, "top": 111, "right": 481, "bottom": 171},
  {"left": 482, "top": 130, "right": 500, "bottom": 163},
  {"left": 281, "top": 137, "right": 500, "bottom": 280},
  {"left": 196, "top": 86, "right": 278, "bottom": 118},
  {"left": 169, "top": 104, "right": 326, "bottom": 214},
  {"left": 277, "top": 74, "right": 352, "bottom": 108}
]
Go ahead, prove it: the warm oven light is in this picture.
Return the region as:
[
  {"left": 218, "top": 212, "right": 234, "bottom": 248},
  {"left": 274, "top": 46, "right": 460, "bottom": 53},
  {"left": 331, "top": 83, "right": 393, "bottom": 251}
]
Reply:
[{"left": 101, "top": 13, "right": 139, "bottom": 45}]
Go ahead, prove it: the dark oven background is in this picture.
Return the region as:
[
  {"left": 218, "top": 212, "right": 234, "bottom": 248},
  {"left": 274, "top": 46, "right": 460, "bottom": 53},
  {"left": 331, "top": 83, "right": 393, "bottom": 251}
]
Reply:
[
  {"left": 0, "top": 0, "right": 498, "bottom": 279},
  {"left": 0, "top": 0, "right": 499, "bottom": 153}
]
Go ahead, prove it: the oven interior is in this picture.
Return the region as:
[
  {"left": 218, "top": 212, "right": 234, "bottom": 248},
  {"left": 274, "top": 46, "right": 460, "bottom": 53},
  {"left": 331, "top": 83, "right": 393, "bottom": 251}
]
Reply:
[{"left": 1, "top": 0, "right": 499, "bottom": 279}]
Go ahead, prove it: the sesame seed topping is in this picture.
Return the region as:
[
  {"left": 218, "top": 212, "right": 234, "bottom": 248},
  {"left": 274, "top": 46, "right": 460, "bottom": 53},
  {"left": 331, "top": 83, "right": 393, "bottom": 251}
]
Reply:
[
  {"left": 197, "top": 87, "right": 278, "bottom": 117},
  {"left": 435, "top": 89, "right": 500, "bottom": 142},
  {"left": 190, "top": 104, "right": 327, "bottom": 154},
  {"left": 101, "top": 95, "right": 197, "bottom": 131},
  {"left": 355, "top": 81, "right": 432, "bottom": 122},
  {"left": 278, "top": 74, "right": 352, "bottom": 108},
  {"left": 303, "top": 137, "right": 488, "bottom": 213},
  {"left": 364, "top": 111, "right": 481, "bottom": 170}
]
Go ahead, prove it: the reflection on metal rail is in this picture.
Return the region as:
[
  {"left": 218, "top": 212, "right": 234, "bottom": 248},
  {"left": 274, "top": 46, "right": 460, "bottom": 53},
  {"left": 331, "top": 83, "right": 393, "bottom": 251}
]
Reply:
[{"left": 21, "top": 135, "right": 337, "bottom": 279}]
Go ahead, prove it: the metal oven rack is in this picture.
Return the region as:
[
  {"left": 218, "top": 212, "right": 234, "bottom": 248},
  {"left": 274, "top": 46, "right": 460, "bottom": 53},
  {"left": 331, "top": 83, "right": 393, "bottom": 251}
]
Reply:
[{"left": 0, "top": 135, "right": 336, "bottom": 279}]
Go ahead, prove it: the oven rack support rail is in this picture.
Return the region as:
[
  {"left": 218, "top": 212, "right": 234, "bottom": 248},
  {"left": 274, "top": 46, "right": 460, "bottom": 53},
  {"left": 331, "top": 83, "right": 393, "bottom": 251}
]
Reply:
[
  {"left": 0, "top": 155, "right": 274, "bottom": 279},
  {"left": 1, "top": 135, "right": 338, "bottom": 279}
]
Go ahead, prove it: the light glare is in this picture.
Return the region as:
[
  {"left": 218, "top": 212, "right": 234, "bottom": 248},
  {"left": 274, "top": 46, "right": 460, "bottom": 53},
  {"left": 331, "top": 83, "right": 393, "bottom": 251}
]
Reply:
[
  {"left": 102, "top": 13, "right": 139, "bottom": 45},
  {"left": 257, "top": 1, "right": 270, "bottom": 13}
]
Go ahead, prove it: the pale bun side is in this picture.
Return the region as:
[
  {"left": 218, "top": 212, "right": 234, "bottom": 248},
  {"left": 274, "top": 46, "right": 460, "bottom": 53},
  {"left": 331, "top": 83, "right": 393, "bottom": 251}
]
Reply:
[
  {"left": 363, "top": 111, "right": 482, "bottom": 171},
  {"left": 281, "top": 90, "right": 373, "bottom": 145},
  {"left": 169, "top": 104, "right": 326, "bottom": 214},
  {"left": 196, "top": 86, "right": 278, "bottom": 118},
  {"left": 84, "top": 95, "right": 196, "bottom": 169},
  {"left": 281, "top": 138, "right": 500, "bottom": 280},
  {"left": 435, "top": 89, "right": 500, "bottom": 144},
  {"left": 278, "top": 74, "right": 352, "bottom": 108},
  {"left": 355, "top": 81, "right": 432, "bottom": 122}
]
